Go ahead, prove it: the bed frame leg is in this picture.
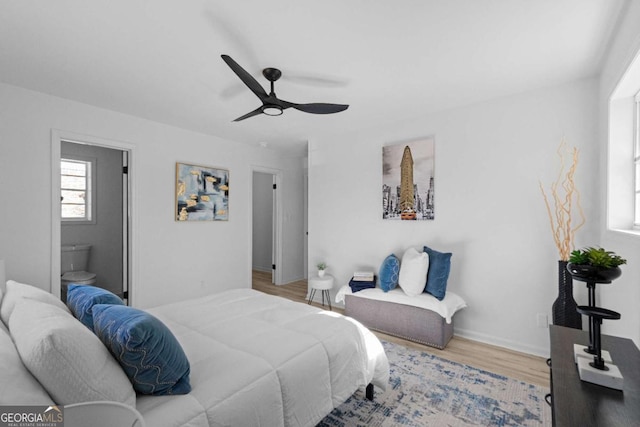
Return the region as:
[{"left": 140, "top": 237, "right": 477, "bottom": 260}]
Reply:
[{"left": 365, "top": 383, "right": 374, "bottom": 400}]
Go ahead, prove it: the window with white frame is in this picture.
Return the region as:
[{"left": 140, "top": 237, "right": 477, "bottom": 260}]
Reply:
[
  {"left": 608, "top": 49, "right": 640, "bottom": 233},
  {"left": 61, "top": 157, "right": 94, "bottom": 222},
  {"left": 635, "top": 92, "right": 640, "bottom": 228}
]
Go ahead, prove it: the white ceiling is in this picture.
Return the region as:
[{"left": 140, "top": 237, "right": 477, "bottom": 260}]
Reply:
[{"left": 0, "top": 1, "right": 628, "bottom": 154}]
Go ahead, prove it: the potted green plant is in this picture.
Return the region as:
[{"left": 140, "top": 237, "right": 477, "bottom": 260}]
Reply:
[
  {"left": 316, "top": 262, "right": 327, "bottom": 278},
  {"left": 567, "top": 247, "right": 626, "bottom": 283}
]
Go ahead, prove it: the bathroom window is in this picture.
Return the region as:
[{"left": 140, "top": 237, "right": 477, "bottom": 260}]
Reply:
[{"left": 61, "top": 157, "right": 94, "bottom": 222}]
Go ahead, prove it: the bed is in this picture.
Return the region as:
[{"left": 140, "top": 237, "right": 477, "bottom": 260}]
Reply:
[{"left": 0, "top": 281, "right": 389, "bottom": 427}]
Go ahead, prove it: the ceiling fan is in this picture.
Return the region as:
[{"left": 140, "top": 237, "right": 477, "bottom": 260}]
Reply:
[{"left": 221, "top": 54, "right": 349, "bottom": 122}]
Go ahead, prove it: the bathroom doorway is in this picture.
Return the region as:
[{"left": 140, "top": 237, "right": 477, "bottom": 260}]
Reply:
[{"left": 51, "top": 131, "right": 133, "bottom": 305}]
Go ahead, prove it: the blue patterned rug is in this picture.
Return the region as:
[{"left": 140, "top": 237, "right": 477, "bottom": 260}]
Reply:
[{"left": 319, "top": 340, "right": 551, "bottom": 426}]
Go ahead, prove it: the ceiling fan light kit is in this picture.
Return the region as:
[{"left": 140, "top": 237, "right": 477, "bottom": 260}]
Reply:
[
  {"left": 262, "top": 105, "right": 283, "bottom": 116},
  {"left": 221, "top": 54, "right": 348, "bottom": 122}
]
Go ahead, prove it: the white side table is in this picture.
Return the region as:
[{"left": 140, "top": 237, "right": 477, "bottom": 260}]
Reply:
[{"left": 308, "top": 275, "right": 334, "bottom": 310}]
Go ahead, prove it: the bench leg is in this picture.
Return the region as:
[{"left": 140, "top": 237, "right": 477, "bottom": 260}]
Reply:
[{"left": 365, "top": 383, "right": 374, "bottom": 400}]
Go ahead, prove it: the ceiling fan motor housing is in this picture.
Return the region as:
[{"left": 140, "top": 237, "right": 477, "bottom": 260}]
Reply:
[{"left": 262, "top": 67, "right": 282, "bottom": 82}]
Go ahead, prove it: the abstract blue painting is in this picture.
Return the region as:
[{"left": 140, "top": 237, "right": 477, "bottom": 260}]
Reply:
[{"left": 175, "top": 162, "right": 229, "bottom": 221}]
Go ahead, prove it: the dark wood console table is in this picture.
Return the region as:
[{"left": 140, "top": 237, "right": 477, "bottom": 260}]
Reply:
[{"left": 549, "top": 325, "right": 640, "bottom": 426}]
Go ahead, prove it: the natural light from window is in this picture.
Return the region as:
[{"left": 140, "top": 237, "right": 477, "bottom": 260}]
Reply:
[
  {"left": 635, "top": 93, "right": 640, "bottom": 227},
  {"left": 61, "top": 158, "right": 92, "bottom": 221},
  {"left": 608, "top": 48, "right": 640, "bottom": 234}
]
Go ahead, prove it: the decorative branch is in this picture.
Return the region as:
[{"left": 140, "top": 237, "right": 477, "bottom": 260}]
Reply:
[{"left": 539, "top": 140, "right": 586, "bottom": 261}]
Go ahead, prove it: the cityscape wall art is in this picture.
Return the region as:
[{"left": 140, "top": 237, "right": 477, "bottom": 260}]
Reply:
[
  {"left": 175, "top": 162, "right": 229, "bottom": 221},
  {"left": 382, "top": 136, "right": 435, "bottom": 220}
]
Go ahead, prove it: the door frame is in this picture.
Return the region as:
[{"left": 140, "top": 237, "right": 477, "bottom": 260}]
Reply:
[
  {"left": 51, "top": 129, "right": 137, "bottom": 305},
  {"left": 249, "top": 165, "right": 283, "bottom": 285}
]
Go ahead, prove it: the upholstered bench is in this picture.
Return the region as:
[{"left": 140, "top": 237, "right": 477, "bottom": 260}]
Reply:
[{"left": 336, "top": 285, "right": 467, "bottom": 349}]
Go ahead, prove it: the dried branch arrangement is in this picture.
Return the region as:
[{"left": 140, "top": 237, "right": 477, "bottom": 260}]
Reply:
[{"left": 539, "top": 140, "right": 586, "bottom": 261}]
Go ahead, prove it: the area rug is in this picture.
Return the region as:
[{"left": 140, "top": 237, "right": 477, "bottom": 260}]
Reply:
[{"left": 318, "top": 341, "right": 552, "bottom": 427}]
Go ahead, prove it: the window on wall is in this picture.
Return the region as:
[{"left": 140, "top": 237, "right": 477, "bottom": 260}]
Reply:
[
  {"left": 635, "top": 92, "right": 640, "bottom": 228},
  {"left": 61, "top": 157, "right": 94, "bottom": 222},
  {"left": 608, "top": 49, "right": 640, "bottom": 234}
]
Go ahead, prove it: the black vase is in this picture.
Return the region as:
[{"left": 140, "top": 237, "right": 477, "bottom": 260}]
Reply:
[{"left": 552, "top": 260, "right": 582, "bottom": 329}]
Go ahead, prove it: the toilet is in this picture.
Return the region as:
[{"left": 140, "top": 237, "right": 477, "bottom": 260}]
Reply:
[{"left": 61, "top": 244, "right": 97, "bottom": 301}]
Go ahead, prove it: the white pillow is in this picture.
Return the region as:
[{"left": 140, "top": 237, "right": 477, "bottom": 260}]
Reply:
[
  {"left": 1, "top": 280, "right": 70, "bottom": 327},
  {"left": 0, "top": 321, "right": 54, "bottom": 405},
  {"left": 398, "top": 247, "right": 429, "bottom": 297},
  {"left": 9, "top": 298, "right": 136, "bottom": 406}
]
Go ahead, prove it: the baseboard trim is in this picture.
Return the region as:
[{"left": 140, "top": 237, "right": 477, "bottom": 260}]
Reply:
[{"left": 454, "top": 327, "right": 549, "bottom": 358}]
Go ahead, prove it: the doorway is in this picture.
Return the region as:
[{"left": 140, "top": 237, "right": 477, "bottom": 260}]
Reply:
[
  {"left": 251, "top": 167, "right": 282, "bottom": 286},
  {"left": 51, "top": 131, "right": 134, "bottom": 305}
]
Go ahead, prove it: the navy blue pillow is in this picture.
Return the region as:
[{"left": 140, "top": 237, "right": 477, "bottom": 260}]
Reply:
[
  {"left": 66, "top": 284, "right": 124, "bottom": 331},
  {"left": 379, "top": 254, "right": 400, "bottom": 292},
  {"left": 423, "top": 246, "right": 452, "bottom": 300},
  {"left": 92, "top": 304, "right": 191, "bottom": 396}
]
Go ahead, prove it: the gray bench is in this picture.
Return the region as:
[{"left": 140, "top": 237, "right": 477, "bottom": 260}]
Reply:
[{"left": 345, "top": 294, "right": 454, "bottom": 349}]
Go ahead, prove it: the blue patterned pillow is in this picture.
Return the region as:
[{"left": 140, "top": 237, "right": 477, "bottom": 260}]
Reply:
[
  {"left": 66, "top": 284, "right": 124, "bottom": 331},
  {"left": 379, "top": 254, "right": 400, "bottom": 292},
  {"left": 92, "top": 304, "right": 191, "bottom": 396},
  {"left": 423, "top": 246, "right": 452, "bottom": 300}
]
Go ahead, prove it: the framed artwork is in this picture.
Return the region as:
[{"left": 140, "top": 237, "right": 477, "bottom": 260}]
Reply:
[
  {"left": 382, "top": 136, "right": 435, "bottom": 220},
  {"left": 175, "top": 162, "right": 229, "bottom": 221}
]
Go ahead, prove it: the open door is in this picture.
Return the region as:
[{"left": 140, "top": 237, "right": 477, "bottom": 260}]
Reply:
[{"left": 252, "top": 171, "right": 275, "bottom": 283}]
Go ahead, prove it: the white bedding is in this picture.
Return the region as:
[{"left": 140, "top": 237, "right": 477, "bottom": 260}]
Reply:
[
  {"left": 138, "top": 289, "right": 389, "bottom": 427},
  {"left": 335, "top": 285, "right": 467, "bottom": 324}
]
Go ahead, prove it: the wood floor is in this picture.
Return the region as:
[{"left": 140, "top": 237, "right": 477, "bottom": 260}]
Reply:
[{"left": 252, "top": 270, "right": 550, "bottom": 388}]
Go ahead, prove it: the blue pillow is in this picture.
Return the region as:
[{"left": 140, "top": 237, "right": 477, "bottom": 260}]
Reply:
[
  {"left": 379, "top": 254, "right": 400, "bottom": 292},
  {"left": 66, "top": 284, "right": 124, "bottom": 331},
  {"left": 423, "top": 246, "right": 452, "bottom": 300},
  {"left": 92, "top": 304, "right": 191, "bottom": 396}
]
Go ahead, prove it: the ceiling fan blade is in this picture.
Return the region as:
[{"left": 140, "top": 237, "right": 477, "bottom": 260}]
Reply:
[
  {"left": 221, "top": 55, "right": 268, "bottom": 101},
  {"left": 283, "top": 73, "right": 349, "bottom": 88},
  {"left": 289, "top": 102, "right": 349, "bottom": 114},
  {"left": 233, "top": 106, "right": 264, "bottom": 122}
]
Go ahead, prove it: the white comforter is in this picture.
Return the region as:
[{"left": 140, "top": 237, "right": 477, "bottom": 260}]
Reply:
[{"left": 136, "top": 289, "right": 389, "bottom": 427}]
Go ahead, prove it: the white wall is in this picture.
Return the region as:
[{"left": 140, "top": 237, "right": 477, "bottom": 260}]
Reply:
[
  {"left": 308, "top": 78, "right": 600, "bottom": 356},
  {"left": 598, "top": 1, "right": 640, "bottom": 346},
  {"left": 0, "top": 82, "right": 305, "bottom": 308}
]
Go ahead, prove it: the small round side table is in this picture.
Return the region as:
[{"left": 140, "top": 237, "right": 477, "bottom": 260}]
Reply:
[{"left": 308, "top": 274, "right": 334, "bottom": 310}]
